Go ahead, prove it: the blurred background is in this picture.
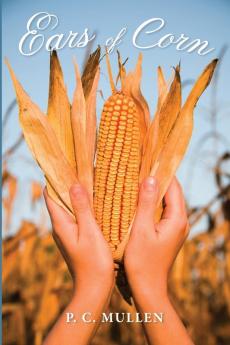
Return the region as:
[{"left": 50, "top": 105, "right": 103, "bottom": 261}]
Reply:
[{"left": 2, "top": 0, "right": 230, "bottom": 344}]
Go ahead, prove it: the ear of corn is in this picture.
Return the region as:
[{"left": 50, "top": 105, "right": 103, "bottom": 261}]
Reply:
[
  {"left": 94, "top": 52, "right": 150, "bottom": 258},
  {"left": 6, "top": 51, "right": 217, "bottom": 263},
  {"left": 94, "top": 92, "right": 141, "bottom": 252}
]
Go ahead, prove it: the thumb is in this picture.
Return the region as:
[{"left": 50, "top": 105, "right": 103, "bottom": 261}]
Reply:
[
  {"left": 69, "top": 184, "right": 95, "bottom": 229},
  {"left": 134, "top": 177, "right": 159, "bottom": 226}
]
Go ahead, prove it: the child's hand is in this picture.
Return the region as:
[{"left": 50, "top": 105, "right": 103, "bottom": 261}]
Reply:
[
  {"left": 44, "top": 184, "right": 114, "bottom": 293},
  {"left": 125, "top": 176, "right": 189, "bottom": 294},
  {"left": 124, "top": 177, "right": 193, "bottom": 345},
  {"left": 43, "top": 184, "right": 115, "bottom": 345}
]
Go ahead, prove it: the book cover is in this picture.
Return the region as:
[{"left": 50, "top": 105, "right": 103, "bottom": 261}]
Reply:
[{"left": 2, "top": 1, "right": 230, "bottom": 344}]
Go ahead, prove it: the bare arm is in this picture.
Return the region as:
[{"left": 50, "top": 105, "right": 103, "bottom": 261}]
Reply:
[
  {"left": 125, "top": 177, "right": 194, "bottom": 345},
  {"left": 43, "top": 184, "right": 114, "bottom": 345}
]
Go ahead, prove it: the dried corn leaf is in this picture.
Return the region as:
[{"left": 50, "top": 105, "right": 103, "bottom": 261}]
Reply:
[
  {"left": 126, "top": 54, "right": 150, "bottom": 147},
  {"left": 140, "top": 67, "right": 181, "bottom": 181},
  {"left": 115, "top": 52, "right": 149, "bottom": 147},
  {"left": 6, "top": 60, "right": 78, "bottom": 214},
  {"left": 121, "top": 54, "right": 150, "bottom": 150},
  {"left": 47, "top": 51, "right": 76, "bottom": 205},
  {"left": 141, "top": 66, "right": 168, "bottom": 175},
  {"left": 19, "top": 225, "right": 37, "bottom": 277},
  {"left": 153, "top": 66, "right": 181, "bottom": 157},
  {"left": 131, "top": 54, "right": 150, "bottom": 128},
  {"left": 157, "top": 66, "right": 168, "bottom": 110},
  {"left": 3, "top": 174, "right": 17, "bottom": 231},
  {"left": 154, "top": 59, "right": 218, "bottom": 205},
  {"left": 2, "top": 164, "right": 10, "bottom": 185},
  {"left": 31, "top": 181, "right": 43, "bottom": 205},
  {"left": 86, "top": 67, "right": 100, "bottom": 170},
  {"left": 81, "top": 46, "right": 101, "bottom": 100},
  {"left": 140, "top": 65, "right": 173, "bottom": 165},
  {"left": 106, "top": 49, "right": 116, "bottom": 93},
  {"left": 47, "top": 51, "right": 76, "bottom": 169},
  {"left": 72, "top": 61, "right": 94, "bottom": 206},
  {"left": 121, "top": 70, "right": 133, "bottom": 95},
  {"left": 34, "top": 270, "right": 60, "bottom": 333},
  {"left": 116, "top": 51, "right": 127, "bottom": 88}
]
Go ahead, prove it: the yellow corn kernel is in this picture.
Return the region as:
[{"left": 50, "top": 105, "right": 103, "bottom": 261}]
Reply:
[{"left": 94, "top": 92, "right": 141, "bottom": 250}]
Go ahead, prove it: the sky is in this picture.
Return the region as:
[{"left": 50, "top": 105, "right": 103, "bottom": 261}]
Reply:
[{"left": 2, "top": 0, "right": 230, "bottom": 236}]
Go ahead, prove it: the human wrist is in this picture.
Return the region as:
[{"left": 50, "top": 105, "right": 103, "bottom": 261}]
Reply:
[
  {"left": 71, "top": 286, "right": 112, "bottom": 316},
  {"left": 72, "top": 273, "right": 114, "bottom": 300},
  {"left": 65, "top": 283, "right": 113, "bottom": 330},
  {"left": 126, "top": 270, "right": 168, "bottom": 301},
  {"left": 131, "top": 281, "right": 169, "bottom": 313}
]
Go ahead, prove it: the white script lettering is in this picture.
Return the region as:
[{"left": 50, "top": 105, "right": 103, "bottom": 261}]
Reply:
[
  {"left": 19, "top": 12, "right": 95, "bottom": 56},
  {"left": 133, "top": 18, "right": 214, "bottom": 55}
]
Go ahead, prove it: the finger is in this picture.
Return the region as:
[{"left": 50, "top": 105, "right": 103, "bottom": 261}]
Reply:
[
  {"left": 158, "top": 177, "right": 189, "bottom": 236},
  {"left": 44, "top": 188, "right": 75, "bottom": 226},
  {"left": 69, "top": 184, "right": 96, "bottom": 231},
  {"left": 44, "top": 188, "right": 77, "bottom": 242},
  {"left": 161, "top": 177, "right": 187, "bottom": 221},
  {"left": 133, "top": 177, "right": 159, "bottom": 230}
]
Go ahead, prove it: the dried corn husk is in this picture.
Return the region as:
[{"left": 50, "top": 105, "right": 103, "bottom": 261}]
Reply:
[
  {"left": 3, "top": 173, "right": 17, "bottom": 231},
  {"left": 47, "top": 51, "right": 76, "bottom": 170},
  {"left": 140, "top": 66, "right": 181, "bottom": 181},
  {"left": 154, "top": 59, "right": 218, "bottom": 205},
  {"left": 6, "top": 60, "right": 78, "bottom": 214},
  {"left": 46, "top": 51, "right": 76, "bottom": 206},
  {"left": 123, "top": 54, "right": 150, "bottom": 147},
  {"left": 85, "top": 67, "right": 100, "bottom": 171},
  {"left": 71, "top": 61, "right": 98, "bottom": 207},
  {"left": 81, "top": 46, "right": 101, "bottom": 100},
  {"left": 6, "top": 48, "right": 101, "bottom": 215},
  {"left": 31, "top": 181, "right": 43, "bottom": 205}
]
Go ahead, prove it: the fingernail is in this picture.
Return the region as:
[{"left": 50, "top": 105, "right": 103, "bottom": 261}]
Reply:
[{"left": 144, "top": 177, "right": 156, "bottom": 192}]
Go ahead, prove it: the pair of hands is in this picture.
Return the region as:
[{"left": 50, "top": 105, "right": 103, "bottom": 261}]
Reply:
[
  {"left": 44, "top": 177, "right": 191, "bottom": 345},
  {"left": 44, "top": 176, "right": 188, "bottom": 298}
]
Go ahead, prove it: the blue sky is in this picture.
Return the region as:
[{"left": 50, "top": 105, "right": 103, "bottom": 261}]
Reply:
[{"left": 2, "top": 0, "right": 230, "bottom": 235}]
